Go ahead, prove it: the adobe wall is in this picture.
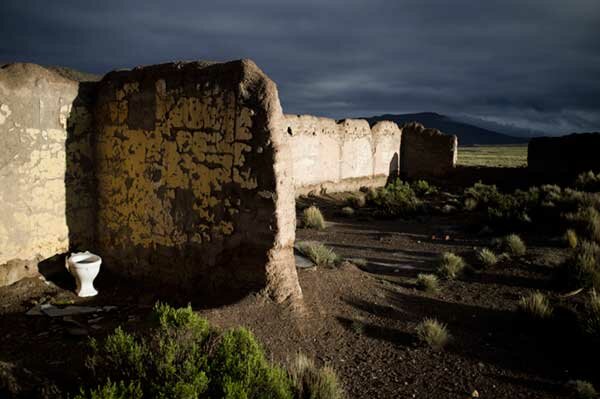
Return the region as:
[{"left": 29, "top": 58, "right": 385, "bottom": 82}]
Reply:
[
  {"left": 400, "top": 122, "right": 457, "bottom": 179},
  {"left": 0, "top": 64, "right": 96, "bottom": 286},
  {"left": 528, "top": 133, "right": 600, "bottom": 179},
  {"left": 285, "top": 114, "right": 401, "bottom": 194},
  {"left": 94, "top": 60, "right": 300, "bottom": 301}
]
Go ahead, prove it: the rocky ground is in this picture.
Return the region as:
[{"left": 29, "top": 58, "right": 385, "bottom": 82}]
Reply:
[{"left": 0, "top": 189, "right": 597, "bottom": 398}]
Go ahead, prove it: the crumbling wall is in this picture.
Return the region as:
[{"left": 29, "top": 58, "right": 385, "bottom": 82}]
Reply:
[
  {"left": 94, "top": 60, "right": 300, "bottom": 302},
  {"left": 400, "top": 122, "right": 457, "bottom": 179},
  {"left": 528, "top": 133, "right": 600, "bottom": 179},
  {"left": 285, "top": 115, "right": 401, "bottom": 194},
  {"left": 0, "top": 63, "right": 95, "bottom": 286}
]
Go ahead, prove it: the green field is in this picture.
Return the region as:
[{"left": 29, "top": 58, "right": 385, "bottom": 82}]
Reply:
[{"left": 457, "top": 144, "right": 528, "bottom": 168}]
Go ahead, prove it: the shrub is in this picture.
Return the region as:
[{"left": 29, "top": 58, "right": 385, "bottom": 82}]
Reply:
[
  {"left": 565, "top": 229, "right": 579, "bottom": 249},
  {"left": 297, "top": 242, "right": 340, "bottom": 267},
  {"left": 75, "top": 380, "right": 143, "bottom": 399},
  {"left": 583, "top": 289, "right": 600, "bottom": 340},
  {"left": 476, "top": 248, "right": 497, "bottom": 267},
  {"left": 497, "top": 234, "right": 526, "bottom": 257},
  {"left": 288, "top": 354, "right": 344, "bottom": 399},
  {"left": 340, "top": 206, "right": 355, "bottom": 217},
  {"left": 346, "top": 194, "right": 366, "bottom": 208},
  {"left": 436, "top": 252, "right": 466, "bottom": 280},
  {"left": 416, "top": 273, "right": 440, "bottom": 293},
  {"left": 566, "top": 206, "right": 600, "bottom": 244},
  {"left": 369, "top": 179, "right": 422, "bottom": 218},
  {"left": 575, "top": 170, "right": 600, "bottom": 192},
  {"left": 567, "top": 380, "right": 598, "bottom": 399},
  {"left": 79, "top": 303, "right": 294, "bottom": 399},
  {"left": 209, "top": 328, "right": 292, "bottom": 399},
  {"left": 411, "top": 180, "right": 438, "bottom": 196},
  {"left": 302, "top": 206, "right": 326, "bottom": 230},
  {"left": 561, "top": 241, "right": 600, "bottom": 290},
  {"left": 416, "top": 318, "right": 451, "bottom": 350},
  {"left": 518, "top": 292, "right": 553, "bottom": 320}
]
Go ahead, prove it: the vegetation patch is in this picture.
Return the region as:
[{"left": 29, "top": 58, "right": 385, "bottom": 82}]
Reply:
[
  {"left": 416, "top": 318, "right": 451, "bottom": 350},
  {"left": 495, "top": 234, "right": 526, "bottom": 257},
  {"left": 436, "top": 252, "right": 466, "bottom": 280},
  {"left": 367, "top": 179, "right": 422, "bottom": 218},
  {"left": 567, "top": 380, "right": 598, "bottom": 399},
  {"left": 559, "top": 240, "right": 600, "bottom": 290},
  {"left": 518, "top": 292, "right": 553, "bottom": 320},
  {"left": 476, "top": 248, "right": 498, "bottom": 267},
  {"left": 340, "top": 206, "right": 355, "bottom": 217},
  {"left": 297, "top": 242, "right": 340, "bottom": 267},
  {"left": 575, "top": 170, "right": 600, "bottom": 192},
  {"left": 288, "top": 354, "right": 344, "bottom": 399},
  {"left": 79, "top": 303, "right": 288, "bottom": 398},
  {"left": 416, "top": 273, "right": 440, "bottom": 293},
  {"left": 302, "top": 206, "right": 326, "bottom": 230}
]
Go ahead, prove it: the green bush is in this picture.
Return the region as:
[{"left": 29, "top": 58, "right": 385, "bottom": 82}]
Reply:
[
  {"left": 78, "top": 303, "right": 295, "bottom": 399},
  {"left": 302, "top": 206, "right": 326, "bottom": 230},
  {"left": 297, "top": 242, "right": 340, "bottom": 267},
  {"left": 346, "top": 194, "right": 366, "bottom": 208},
  {"left": 518, "top": 292, "right": 553, "bottom": 320},
  {"left": 209, "top": 328, "right": 292, "bottom": 399},
  {"left": 368, "top": 179, "right": 422, "bottom": 218},
  {"left": 436, "top": 252, "right": 466, "bottom": 280},
  {"left": 416, "top": 318, "right": 451, "bottom": 350},
  {"left": 476, "top": 248, "right": 498, "bottom": 267},
  {"left": 411, "top": 180, "right": 438, "bottom": 196},
  {"left": 288, "top": 354, "right": 344, "bottom": 399},
  {"left": 416, "top": 273, "right": 440, "bottom": 293}
]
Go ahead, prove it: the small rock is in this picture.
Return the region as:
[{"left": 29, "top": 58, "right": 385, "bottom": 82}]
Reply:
[
  {"left": 471, "top": 389, "right": 480, "bottom": 398},
  {"left": 88, "top": 316, "right": 103, "bottom": 324}
]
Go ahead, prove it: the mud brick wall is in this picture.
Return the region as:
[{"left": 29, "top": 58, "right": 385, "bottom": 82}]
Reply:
[
  {"left": 285, "top": 114, "right": 401, "bottom": 194},
  {"left": 400, "top": 122, "right": 457, "bottom": 179},
  {"left": 0, "top": 64, "right": 96, "bottom": 286},
  {"left": 94, "top": 61, "right": 300, "bottom": 301},
  {"left": 528, "top": 133, "right": 600, "bottom": 179}
]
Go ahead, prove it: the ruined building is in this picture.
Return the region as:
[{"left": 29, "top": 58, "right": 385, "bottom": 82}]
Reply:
[{"left": 0, "top": 60, "right": 458, "bottom": 299}]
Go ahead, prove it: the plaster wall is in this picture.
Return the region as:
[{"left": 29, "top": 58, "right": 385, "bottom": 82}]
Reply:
[
  {"left": 94, "top": 61, "right": 300, "bottom": 301},
  {"left": 0, "top": 64, "right": 95, "bottom": 286},
  {"left": 285, "top": 115, "right": 401, "bottom": 194}
]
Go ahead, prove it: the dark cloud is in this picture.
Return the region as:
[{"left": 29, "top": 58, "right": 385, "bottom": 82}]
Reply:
[{"left": 1, "top": 0, "right": 599, "bottom": 135}]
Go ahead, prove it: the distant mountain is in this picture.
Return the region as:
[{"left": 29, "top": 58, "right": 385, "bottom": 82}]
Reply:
[{"left": 366, "top": 112, "right": 530, "bottom": 146}]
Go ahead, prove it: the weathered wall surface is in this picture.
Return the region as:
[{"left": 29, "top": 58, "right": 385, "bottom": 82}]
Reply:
[
  {"left": 400, "top": 122, "right": 457, "bottom": 179},
  {"left": 0, "top": 64, "right": 95, "bottom": 286},
  {"left": 528, "top": 133, "right": 600, "bottom": 178},
  {"left": 94, "top": 60, "right": 300, "bottom": 301},
  {"left": 285, "top": 115, "right": 401, "bottom": 194}
]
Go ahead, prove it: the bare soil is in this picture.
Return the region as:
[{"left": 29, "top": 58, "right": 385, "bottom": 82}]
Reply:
[{"left": 0, "top": 190, "right": 597, "bottom": 398}]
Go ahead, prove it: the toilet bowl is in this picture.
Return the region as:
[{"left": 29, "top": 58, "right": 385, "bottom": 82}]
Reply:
[{"left": 65, "top": 251, "right": 101, "bottom": 297}]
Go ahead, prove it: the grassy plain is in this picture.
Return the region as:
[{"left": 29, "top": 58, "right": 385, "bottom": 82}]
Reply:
[{"left": 458, "top": 144, "right": 528, "bottom": 168}]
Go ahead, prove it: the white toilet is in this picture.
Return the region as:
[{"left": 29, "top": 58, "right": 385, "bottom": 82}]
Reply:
[{"left": 65, "top": 251, "right": 102, "bottom": 297}]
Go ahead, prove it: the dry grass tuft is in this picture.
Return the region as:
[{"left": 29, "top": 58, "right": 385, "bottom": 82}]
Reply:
[
  {"left": 416, "top": 273, "right": 440, "bottom": 293},
  {"left": 297, "top": 242, "right": 339, "bottom": 267},
  {"left": 477, "top": 248, "right": 498, "bottom": 267},
  {"left": 288, "top": 353, "right": 344, "bottom": 399},
  {"left": 436, "top": 252, "right": 466, "bottom": 280},
  {"left": 416, "top": 318, "right": 451, "bottom": 350},
  {"left": 302, "top": 206, "right": 326, "bottom": 230},
  {"left": 518, "top": 291, "right": 553, "bottom": 320},
  {"left": 565, "top": 229, "right": 579, "bottom": 249}
]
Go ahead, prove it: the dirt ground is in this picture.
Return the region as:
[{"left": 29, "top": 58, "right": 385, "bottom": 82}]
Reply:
[{"left": 0, "top": 190, "right": 597, "bottom": 398}]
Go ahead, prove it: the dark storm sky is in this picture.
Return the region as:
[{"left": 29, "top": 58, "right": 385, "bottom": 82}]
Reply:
[{"left": 1, "top": 0, "right": 599, "bottom": 135}]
